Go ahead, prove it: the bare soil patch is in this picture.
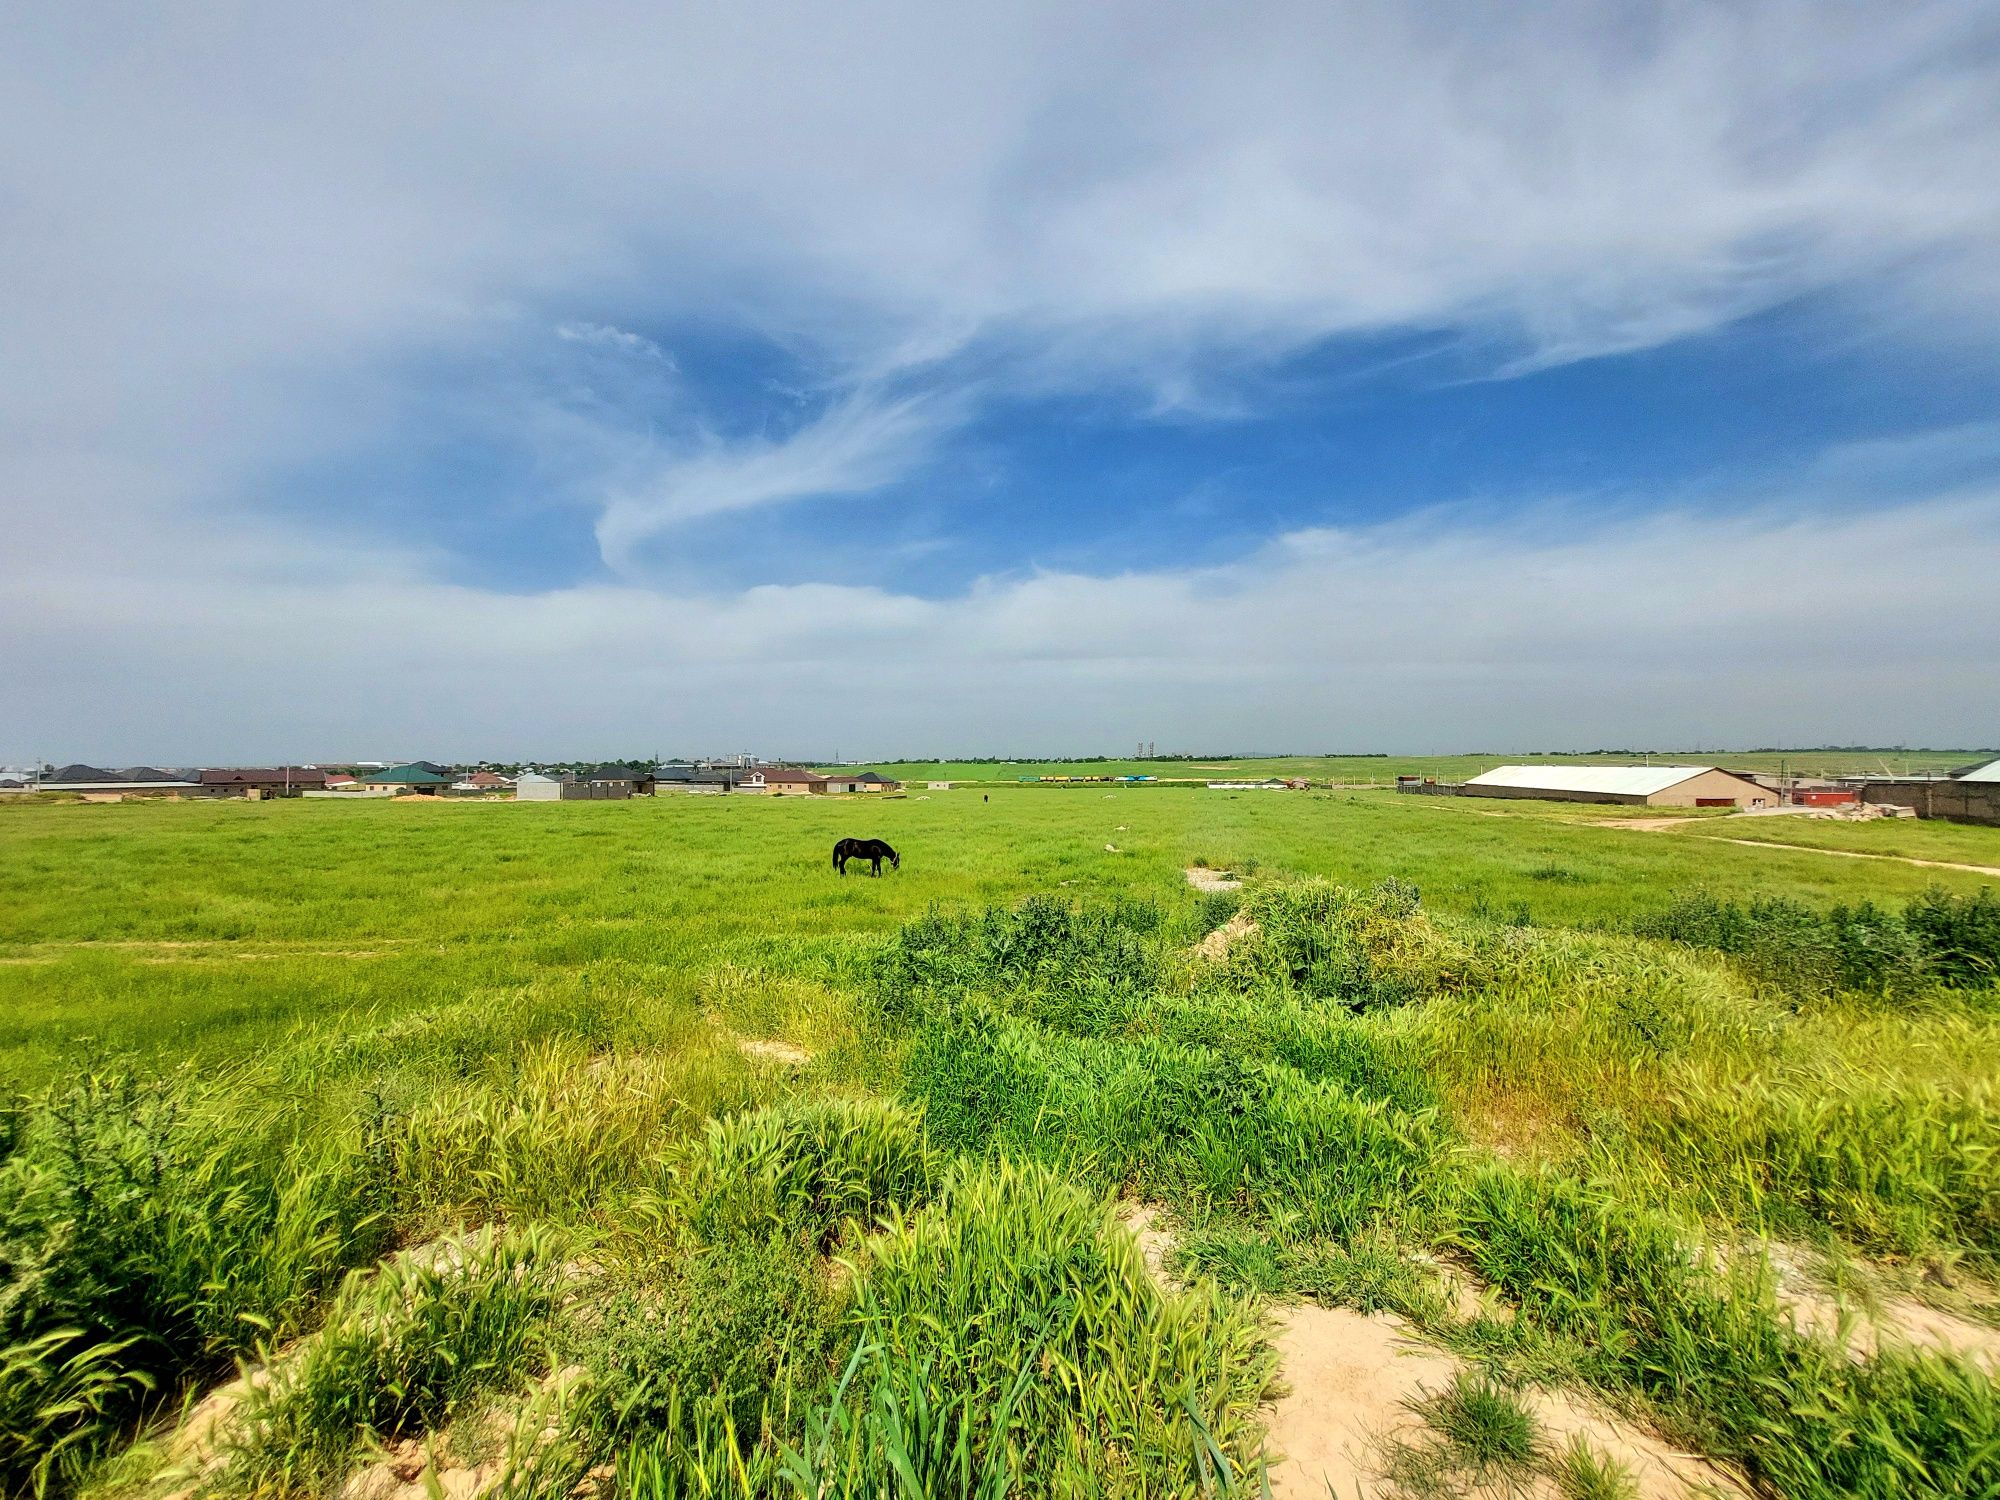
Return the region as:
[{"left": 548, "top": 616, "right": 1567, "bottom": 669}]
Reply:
[
  {"left": 1117, "top": 1199, "right": 1735, "bottom": 1498},
  {"left": 1185, "top": 866, "right": 1243, "bottom": 893},
  {"left": 1117, "top": 1201, "right": 1182, "bottom": 1290},
  {"left": 1265, "top": 1305, "right": 1747, "bottom": 1499},
  {"left": 1755, "top": 1243, "right": 2000, "bottom": 1373},
  {"left": 736, "top": 1036, "right": 812, "bottom": 1067},
  {"left": 1194, "top": 912, "right": 1259, "bottom": 961}
]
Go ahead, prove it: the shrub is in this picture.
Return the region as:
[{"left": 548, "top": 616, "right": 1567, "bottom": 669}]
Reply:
[
  {"left": 1635, "top": 887, "right": 2000, "bottom": 998},
  {"left": 816, "top": 1160, "right": 1272, "bottom": 1496},
  {"left": 0, "top": 1071, "right": 389, "bottom": 1493},
  {"left": 660, "top": 1098, "right": 933, "bottom": 1249},
  {"left": 1903, "top": 887, "right": 2000, "bottom": 988},
  {"left": 221, "top": 1225, "right": 561, "bottom": 1494},
  {"left": 1220, "top": 880, "right": 1489, "bottom": 1012}
]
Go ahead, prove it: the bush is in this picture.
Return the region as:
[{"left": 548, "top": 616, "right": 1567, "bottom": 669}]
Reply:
[
  {"left": 221, "top": 1225, "right": 561, "bottom": 1494},
  {"left": 797, "top": 1160, "right": 1272, "bottom": 1497},
  {"left": 1219, "top": 879, "right": 1489, "bottom": 1012},
  {"left": 1635, "top": 887, "right": 2000, "bottom": 998},
  {"left": 0, "top": 1071, "right": 390, "bottom": 1494},
  {"left": 1903, "top": 888, "right": 2000, "bottom": 988},
  {"left": 660, "top": 1098, "right": 934, "bottom": 1249}
]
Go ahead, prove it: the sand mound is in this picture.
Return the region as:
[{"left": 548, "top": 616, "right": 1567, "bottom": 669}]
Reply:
[
  {"left": 1185, "top": 866, "right": 1242, "bottom": 892},
  {"left": 1194, "top": 912, "right": 1258, "bottom": 961},
  {"left": 1265, "top": 1305, "right": 1747, "bottom": 1499},
  {"left": 736, "top": 1037, "right": 812, "bottom": 1067}
]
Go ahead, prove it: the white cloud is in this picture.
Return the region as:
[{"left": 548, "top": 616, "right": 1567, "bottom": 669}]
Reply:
[
  {"left": 556, "top": 322, "right": 670, "bottom": 362},
  {"left": 3, "top": 2, "right": 1999, "bottom": 754},
  {"left": 594, "top": 394, "right": 952, "bottom": 570},
  {"left": 4, "top": 486, "right": 1995, "bottom": 761}
]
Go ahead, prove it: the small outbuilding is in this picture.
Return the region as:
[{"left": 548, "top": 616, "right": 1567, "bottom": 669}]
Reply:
[
  {"left": 360, "top": 764, "right": 453, "bottom": 795},
  {"left": 1461, "top": 764, "right": 1774, "bottom": 808},
  {"left": 576, "top": 764, "right": 655, "bottom": 797},
  {"left": 513, "top": 771, "right": 574, "bottom": 801}
]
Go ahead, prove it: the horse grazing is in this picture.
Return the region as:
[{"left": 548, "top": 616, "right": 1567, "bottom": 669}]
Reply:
[{"left": 833, "top": 837, "right": 900, "bottom": 876}]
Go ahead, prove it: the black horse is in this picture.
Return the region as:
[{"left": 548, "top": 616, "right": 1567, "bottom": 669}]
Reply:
[{"left": 833, "top": 837, "right": 900, "bottom": 876}]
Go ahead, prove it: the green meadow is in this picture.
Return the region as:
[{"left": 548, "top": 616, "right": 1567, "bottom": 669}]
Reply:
[
  {"left": 2, "top": 788, "right": 1998, "bottom": 1498},
  {"left": 868, "top": 748, "right": 1990, "bottom": 785}
]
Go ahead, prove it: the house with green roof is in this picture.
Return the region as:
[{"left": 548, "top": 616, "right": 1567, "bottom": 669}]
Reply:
[{"left": 359, "top": 764, "right": 453, "bottom": 795}]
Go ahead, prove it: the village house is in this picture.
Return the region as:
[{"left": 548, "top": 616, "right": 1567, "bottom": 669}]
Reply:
[
  {"left": 199, "top": 767, "right": 327, "bottom": 797},
  {"left": 36, "top": 765, "right": 201, "bottom": 798},
  {"left": 360, "top": 764, "right": 453, "bottom": 795},
  {"left": 761, "top": 768, "right": 823, "bottom": 797},
  {"left": 576, "top": 764, "right": 655, "bottom": 796}
]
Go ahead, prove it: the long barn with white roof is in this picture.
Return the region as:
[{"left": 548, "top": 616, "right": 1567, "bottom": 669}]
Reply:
[{"left": 1461, "top": 764, "right": 1775, "bottom": 808}]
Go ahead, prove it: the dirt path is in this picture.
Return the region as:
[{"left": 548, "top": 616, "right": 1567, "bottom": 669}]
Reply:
[
  {"left": 1591, "top": 817, "right": 2000, "bottom": 878},
  {"left": 1701, "top": 837, "right": 2000, "bottom": 879},
  {"left": 1263, "top": 1304, "right": 1746, "bottom": 1499},
  {"left": 1115, "top": 1206, "right": 1744, "bottom": 1499}
]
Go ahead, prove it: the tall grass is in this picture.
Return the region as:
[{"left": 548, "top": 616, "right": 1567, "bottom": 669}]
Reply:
[
  {"left": 823, "top": 1159, "right": 1274, "bottom": 1497},
  {"left": 1457, "top": 1168, "right": 2000, "bottom": 1497},
  {"left": 0, "top": 1070, "right": 391, "bottom": 1494},
  {"left": 216, "top": 1225, "right": 562, "bottom": 1495}
]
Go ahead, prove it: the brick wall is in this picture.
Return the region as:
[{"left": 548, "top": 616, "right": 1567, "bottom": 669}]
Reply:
[{"left": 1858, "top": 780, "right": 2000, "bottom": 827}]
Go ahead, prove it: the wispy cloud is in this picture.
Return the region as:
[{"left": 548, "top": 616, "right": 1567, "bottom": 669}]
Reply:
[
  {"left": 556, "top": 321, "right": 671, "bottom": 362},
  {"left": 593, "top": 393, "right": 953, "bottom": 572}
]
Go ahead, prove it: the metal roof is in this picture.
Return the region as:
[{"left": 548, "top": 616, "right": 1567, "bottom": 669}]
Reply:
[
  {"left": 1463, "top": 764, "right": 1725, "bottom": 796},
  {"left": 1956, "top": 757, "right": 2000, "bottom": 783},
  {"left": 363, "top": 764, "right": 453, "bottom": 784}
]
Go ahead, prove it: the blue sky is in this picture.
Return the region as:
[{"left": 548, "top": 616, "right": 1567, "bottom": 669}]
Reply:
[{"left": 3, "top": 3, "right": 1998, "bottom": 761}]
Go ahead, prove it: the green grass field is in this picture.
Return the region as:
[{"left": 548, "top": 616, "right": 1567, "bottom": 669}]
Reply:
[
  {"left": 858, "top": 748, "right": 1993, "bottom": 785},
  {"left": 2, "top": 789, "right": 1997, "bottom": 1498}
]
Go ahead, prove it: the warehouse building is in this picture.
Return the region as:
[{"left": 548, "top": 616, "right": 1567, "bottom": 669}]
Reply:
[{"left": 1461, "top": 764, "right": 1775, "bottom": 808}]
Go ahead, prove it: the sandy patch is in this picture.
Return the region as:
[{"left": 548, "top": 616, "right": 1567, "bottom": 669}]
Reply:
[
  {"left": 1780, "top": 1286, "right": 2000, "bottom": 1371},
  {"left": 1185, "top": 866, "right": 1243, "bottom": 892},
  {"left": 1265, "top": 1305, "right": 1746, "bottom": 1499},
  {"left": 1117, "top": 1202, "right": 1730, "bottom": 1498},
  {"left": 1117, "top": 1202, "right": 1182, "bottom": 1291},
  {"left": 1194, "top": 912, "right": 1259, "bottom": 961},
  {"left": 736, "top": 1037, "right": 812, "bottom": 1067},
  {"left": 1755, "top": 1244, "right": 2000, "bottom": 1372}
]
